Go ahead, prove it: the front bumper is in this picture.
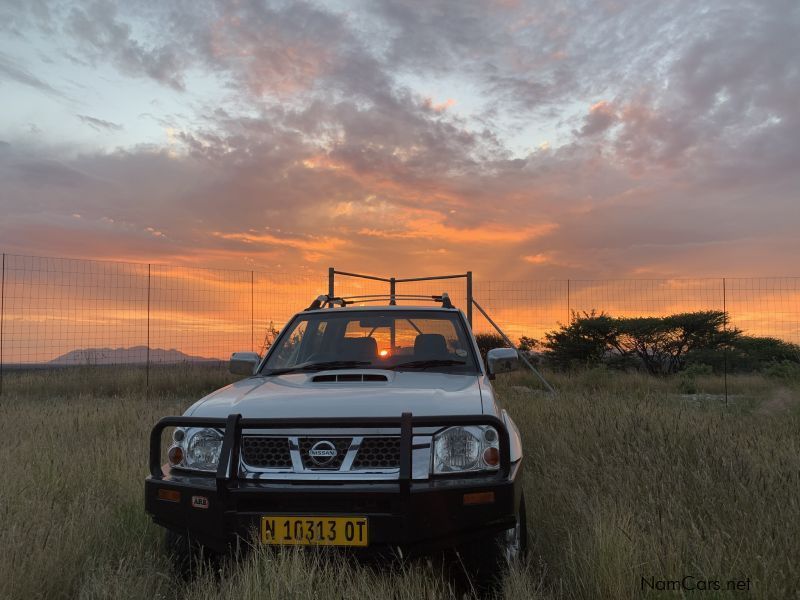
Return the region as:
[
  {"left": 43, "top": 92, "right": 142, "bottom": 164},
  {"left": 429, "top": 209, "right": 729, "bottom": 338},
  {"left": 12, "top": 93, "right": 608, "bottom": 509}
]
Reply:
[
  {"left": 146, "top": 464, "right": 522, "bottom": 555},
  {"left": 145, "top": 413, "right": 522, "bottom": 555}
]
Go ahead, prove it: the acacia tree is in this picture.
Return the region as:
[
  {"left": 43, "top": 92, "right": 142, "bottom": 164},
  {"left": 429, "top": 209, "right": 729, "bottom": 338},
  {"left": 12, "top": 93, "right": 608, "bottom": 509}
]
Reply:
[
  {"left": 615, "top": 312, "right": 739, "bottom": 375},
  {"left": 543, "top": 310, "right": 741, "bottom": 374}
]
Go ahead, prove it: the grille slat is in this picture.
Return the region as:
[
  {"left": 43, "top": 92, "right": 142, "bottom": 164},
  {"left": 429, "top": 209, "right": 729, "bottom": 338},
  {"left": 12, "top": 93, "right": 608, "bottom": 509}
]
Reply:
[
  {"left": 353, "top": 437, "right": 400, "bottom": 469},
  {"left": 241, "top": 436, "right": 292, "bottom": 468}
]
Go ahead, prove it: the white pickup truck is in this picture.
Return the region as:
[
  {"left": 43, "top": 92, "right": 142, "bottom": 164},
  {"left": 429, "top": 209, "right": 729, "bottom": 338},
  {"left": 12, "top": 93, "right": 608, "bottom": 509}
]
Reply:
[{"left": 146, "top": 294, "right": 527, "bottom": 587}]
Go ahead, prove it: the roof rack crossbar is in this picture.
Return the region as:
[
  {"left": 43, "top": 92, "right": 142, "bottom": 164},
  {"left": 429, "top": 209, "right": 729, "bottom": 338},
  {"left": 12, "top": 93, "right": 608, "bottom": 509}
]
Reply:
[
  {"left": 305, "top": 293, "right": 453, "bottom": 310},
  {"left": 394, "top": 274, "right": 467, "bottom": 283},
  {"left": 338, "top": 294, "right": 444, "bottom": 300}
]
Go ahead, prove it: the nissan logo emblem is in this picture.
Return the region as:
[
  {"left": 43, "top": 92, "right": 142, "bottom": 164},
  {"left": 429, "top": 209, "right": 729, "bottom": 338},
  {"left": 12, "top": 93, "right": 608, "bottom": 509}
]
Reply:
[{"left": 309, "top": 440, "right": 337, "bottom": 466}]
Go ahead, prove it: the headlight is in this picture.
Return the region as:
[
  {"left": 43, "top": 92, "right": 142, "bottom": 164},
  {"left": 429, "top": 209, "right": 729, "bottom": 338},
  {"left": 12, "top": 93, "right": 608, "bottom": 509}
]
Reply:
[
  {"left": 432, "top": 425, "right": 501, "bottom": 474},
  {"left": 168, "top": 428, "right": 223, "bottom": 472}
]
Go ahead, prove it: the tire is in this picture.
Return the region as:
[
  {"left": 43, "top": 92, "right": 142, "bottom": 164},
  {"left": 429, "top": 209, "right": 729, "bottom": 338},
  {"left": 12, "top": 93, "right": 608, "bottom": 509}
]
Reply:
[
  {"left": 499, "top": 492, "right": 528, "bottom": 566},
  {"left": 458, "top": 493, "right": 528, "bottom": 596}
]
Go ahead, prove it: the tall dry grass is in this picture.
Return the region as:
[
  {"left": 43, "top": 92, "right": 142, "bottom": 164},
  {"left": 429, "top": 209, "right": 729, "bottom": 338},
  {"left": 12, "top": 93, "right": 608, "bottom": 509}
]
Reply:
[{"left": 1, "top": 368, "right": 797, "bottom": 599}]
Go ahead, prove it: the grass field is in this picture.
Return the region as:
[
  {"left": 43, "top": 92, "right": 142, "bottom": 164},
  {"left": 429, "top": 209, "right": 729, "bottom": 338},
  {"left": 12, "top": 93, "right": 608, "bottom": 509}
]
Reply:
[{"left": 1, "top": 367, "right": 798, "bottom": 599}]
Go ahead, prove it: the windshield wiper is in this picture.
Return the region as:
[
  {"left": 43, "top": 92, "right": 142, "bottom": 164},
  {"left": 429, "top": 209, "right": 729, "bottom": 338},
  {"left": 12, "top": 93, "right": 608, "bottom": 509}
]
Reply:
[
  {"left": 390, "top": 359, "right": 467, "bottom": 370},
  {"left": 265, "top": 360, "right": 372, "bottom": 376}
]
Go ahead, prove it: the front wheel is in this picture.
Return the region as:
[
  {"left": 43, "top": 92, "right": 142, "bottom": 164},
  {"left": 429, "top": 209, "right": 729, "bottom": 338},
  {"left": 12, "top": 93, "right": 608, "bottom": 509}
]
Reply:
[
  {"left": 500, "top": 492, "right": 528, "bottom": 565},
  {"left": 458, "top": 493, "right": 528, "bottom": 594}
]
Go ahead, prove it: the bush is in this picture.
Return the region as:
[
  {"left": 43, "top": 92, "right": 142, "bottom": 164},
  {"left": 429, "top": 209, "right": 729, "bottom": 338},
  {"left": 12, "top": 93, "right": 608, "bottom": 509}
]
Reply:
[
  {"left": 473, "top": 333, "right": 507, "bottom": 362},
  {"left": 685, "top": 336, "right": 800, "bottom": 374},
  {"left": 543, "top": 311, "right": 619, "bottom": 371},
  {"left": 762, "top": 360, "right": 800, "bottom": 380},
  {"left": 682, "top": 363, "right": 714, "bottom": 377},
  {"left": 677, "top": 363, "right": 714, "bottom": 394},
  {"left": 517, "top": 336, "right": 538, "bottom": 353}
]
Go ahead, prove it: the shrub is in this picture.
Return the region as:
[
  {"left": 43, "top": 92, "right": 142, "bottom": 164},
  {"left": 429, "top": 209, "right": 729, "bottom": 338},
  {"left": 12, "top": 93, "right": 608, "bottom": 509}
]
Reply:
[
  {"left": 517, "top": 336, "right": 538, "bottom": 353},
  {"left": 543, "top": 311, "right": 619, "bottom": 371},
  {"left": 685, "top": 336, "right": 800, "bottom": 374},
  {"left": 473, "top": 333, "right": 507, "bottom": 362},
  {"left": 762, "top": 360, "right": 800, "bottom": 380}
]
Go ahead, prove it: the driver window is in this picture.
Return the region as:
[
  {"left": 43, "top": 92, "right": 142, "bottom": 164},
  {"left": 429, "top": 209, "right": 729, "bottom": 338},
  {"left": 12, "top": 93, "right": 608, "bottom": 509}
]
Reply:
[
  {"left": 397, "top": 318, "right": 461, "bottom": 353},
  {"left": 344, "top": 320, "right": 390, "bottom": 352}
]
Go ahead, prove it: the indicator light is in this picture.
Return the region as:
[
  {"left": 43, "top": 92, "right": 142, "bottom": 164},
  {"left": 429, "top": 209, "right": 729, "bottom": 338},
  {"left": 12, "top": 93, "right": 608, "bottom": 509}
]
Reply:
[
  {"left": 463, "top": 491, "right": 495, "bottom": 506},
  {"left": 483, "top": 447, "right": 500, "bottom": 467},
  {"left": 157, "top": 488, "right": 181, "bottom": 503},
  {"left": 168, "top": 445, "right": 184, "bottom": 466}
]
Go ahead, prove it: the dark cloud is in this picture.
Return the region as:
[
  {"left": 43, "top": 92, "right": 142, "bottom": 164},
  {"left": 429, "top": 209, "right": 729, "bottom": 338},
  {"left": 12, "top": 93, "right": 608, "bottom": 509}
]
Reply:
[
  {"left": 66, "top": 1, "right": 186, "bottom": 90},
  {"left": 578, "top": 101, "right": 617, "bottom": 137},
  {"left": 77, "top": 114, "right": 123, "bottom": 132},
  {"left": 4, "top": 156, "right": 97, "bottom": 188}
]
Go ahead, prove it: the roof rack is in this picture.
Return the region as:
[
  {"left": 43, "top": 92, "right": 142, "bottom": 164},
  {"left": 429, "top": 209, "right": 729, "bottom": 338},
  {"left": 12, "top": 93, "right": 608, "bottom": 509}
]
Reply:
[
  {"left": 318, "top": 266, "right": 555, "bottom": 394},
  {"left": 305, "top": 293, "right": 454, "bottom": 311}
]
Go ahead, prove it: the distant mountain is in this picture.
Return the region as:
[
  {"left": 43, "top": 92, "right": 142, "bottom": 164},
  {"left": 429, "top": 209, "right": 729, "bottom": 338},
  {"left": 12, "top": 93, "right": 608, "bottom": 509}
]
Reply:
[{"left": 49, "top": 346, "right": 219, "bottom": 365}]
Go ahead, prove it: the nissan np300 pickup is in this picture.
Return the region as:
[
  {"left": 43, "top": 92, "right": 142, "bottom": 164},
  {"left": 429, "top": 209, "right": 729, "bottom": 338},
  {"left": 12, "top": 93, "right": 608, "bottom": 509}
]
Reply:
[{"left": 145, "top": 294, "right": 527, "bottom": 582}]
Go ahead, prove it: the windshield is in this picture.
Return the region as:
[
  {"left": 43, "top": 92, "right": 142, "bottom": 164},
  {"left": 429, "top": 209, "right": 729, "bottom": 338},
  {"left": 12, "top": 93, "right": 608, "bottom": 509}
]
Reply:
[{"left": 261, "top": 310, "right": 480, "bottom": 375}]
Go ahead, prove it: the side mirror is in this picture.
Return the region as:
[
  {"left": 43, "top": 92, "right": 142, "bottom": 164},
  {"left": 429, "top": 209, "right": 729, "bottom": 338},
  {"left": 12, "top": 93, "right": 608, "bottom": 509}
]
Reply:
[
  {"left": 486, "top": 347, "right": 519, "bottom": 378},
  {"left": 229, "top": 352, "right": 260, "bottom": 375}
]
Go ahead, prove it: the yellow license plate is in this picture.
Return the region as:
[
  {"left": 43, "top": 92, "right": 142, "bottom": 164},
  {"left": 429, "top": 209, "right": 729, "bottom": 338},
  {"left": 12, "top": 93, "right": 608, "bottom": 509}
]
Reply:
[{"left": 260, "top": 515, "right": 368, "bottom": 546}]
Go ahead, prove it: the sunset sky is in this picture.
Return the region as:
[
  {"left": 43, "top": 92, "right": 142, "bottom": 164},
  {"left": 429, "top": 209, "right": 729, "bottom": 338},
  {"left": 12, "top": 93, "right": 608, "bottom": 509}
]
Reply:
[{"left": 1, "top": 0, "right": 799, "bottom": 281}]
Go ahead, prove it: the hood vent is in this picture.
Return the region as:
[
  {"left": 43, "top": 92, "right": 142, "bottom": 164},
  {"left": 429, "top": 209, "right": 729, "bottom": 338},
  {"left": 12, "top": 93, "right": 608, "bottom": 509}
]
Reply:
[{"left": 311, "top": 373, "right": 389, "bottom": 383}]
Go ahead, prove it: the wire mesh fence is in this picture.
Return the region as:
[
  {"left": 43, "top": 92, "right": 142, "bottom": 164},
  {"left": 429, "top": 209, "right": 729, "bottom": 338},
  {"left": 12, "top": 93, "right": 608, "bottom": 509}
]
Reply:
[
  {"left": 475, "top": 278, "right": 800, "bottom": 345},
  {"left": 1, "top": 253, "right": 799, "bottom": 392}
]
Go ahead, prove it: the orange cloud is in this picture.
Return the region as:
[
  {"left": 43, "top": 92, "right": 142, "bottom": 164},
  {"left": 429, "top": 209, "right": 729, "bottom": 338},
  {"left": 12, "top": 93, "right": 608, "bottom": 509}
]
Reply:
[
  {"left": 212, "top": 230, "right": 346, "bottom": 262},
  {"left": 423, "top": 97, "right": 457, "bottom": 113},
  {"left": 523, "top": 253, "right": 551, "bottom": 264},
  {"left": 354, "top": 204, "right": 558, "bottom": 245}
]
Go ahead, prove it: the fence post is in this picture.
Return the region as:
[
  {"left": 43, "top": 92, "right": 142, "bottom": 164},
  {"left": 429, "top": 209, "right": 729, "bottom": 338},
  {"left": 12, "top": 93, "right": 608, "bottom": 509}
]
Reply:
[
  {"left": 328, "top": 267, "right": 335, "bottom": 298},
  {"left": 0, "top": 253, "right": 5, "bottom": 396},
  {"left": 723, "top": 277, "right": 728, "bottom": 407},
  {"left": 389, "top": 277, "right": 396, "bottom": 305},
  {"left": 251, "top": 270, "right": 255, "bottom": 352},
  {"left": 466, "top": 271, "right": 473, "bottom": 327},
  {"left": 567, "top": 279, "right": 571, "bottom": 323},
  {"left": 146, "top": 263, "right": 151, "bottom": 393}
]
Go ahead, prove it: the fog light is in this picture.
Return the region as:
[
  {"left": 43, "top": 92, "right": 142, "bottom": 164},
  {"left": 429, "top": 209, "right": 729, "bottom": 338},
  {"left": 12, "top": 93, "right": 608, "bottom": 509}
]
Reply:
[
  {"left": 168, "top": 445, "right": 184, "bottom": 467},
  {"left": 463, "top": 491, "right": 495, "bottom": 506},
  {"left": 482, "top": 447, "right": 500, "bottom": 467}
]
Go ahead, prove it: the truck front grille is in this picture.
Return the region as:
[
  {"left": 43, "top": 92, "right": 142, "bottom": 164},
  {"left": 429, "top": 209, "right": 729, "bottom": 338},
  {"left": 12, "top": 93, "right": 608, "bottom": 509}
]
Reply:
[
  {"left": 241, "top": 436, "right": 292, "bottom": 468},
  {"left": 353, "top": 437, "right": 401, "bottom": 469},
  {"left": 240, "top": 435, "right": 402, "bottom": 472}
]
